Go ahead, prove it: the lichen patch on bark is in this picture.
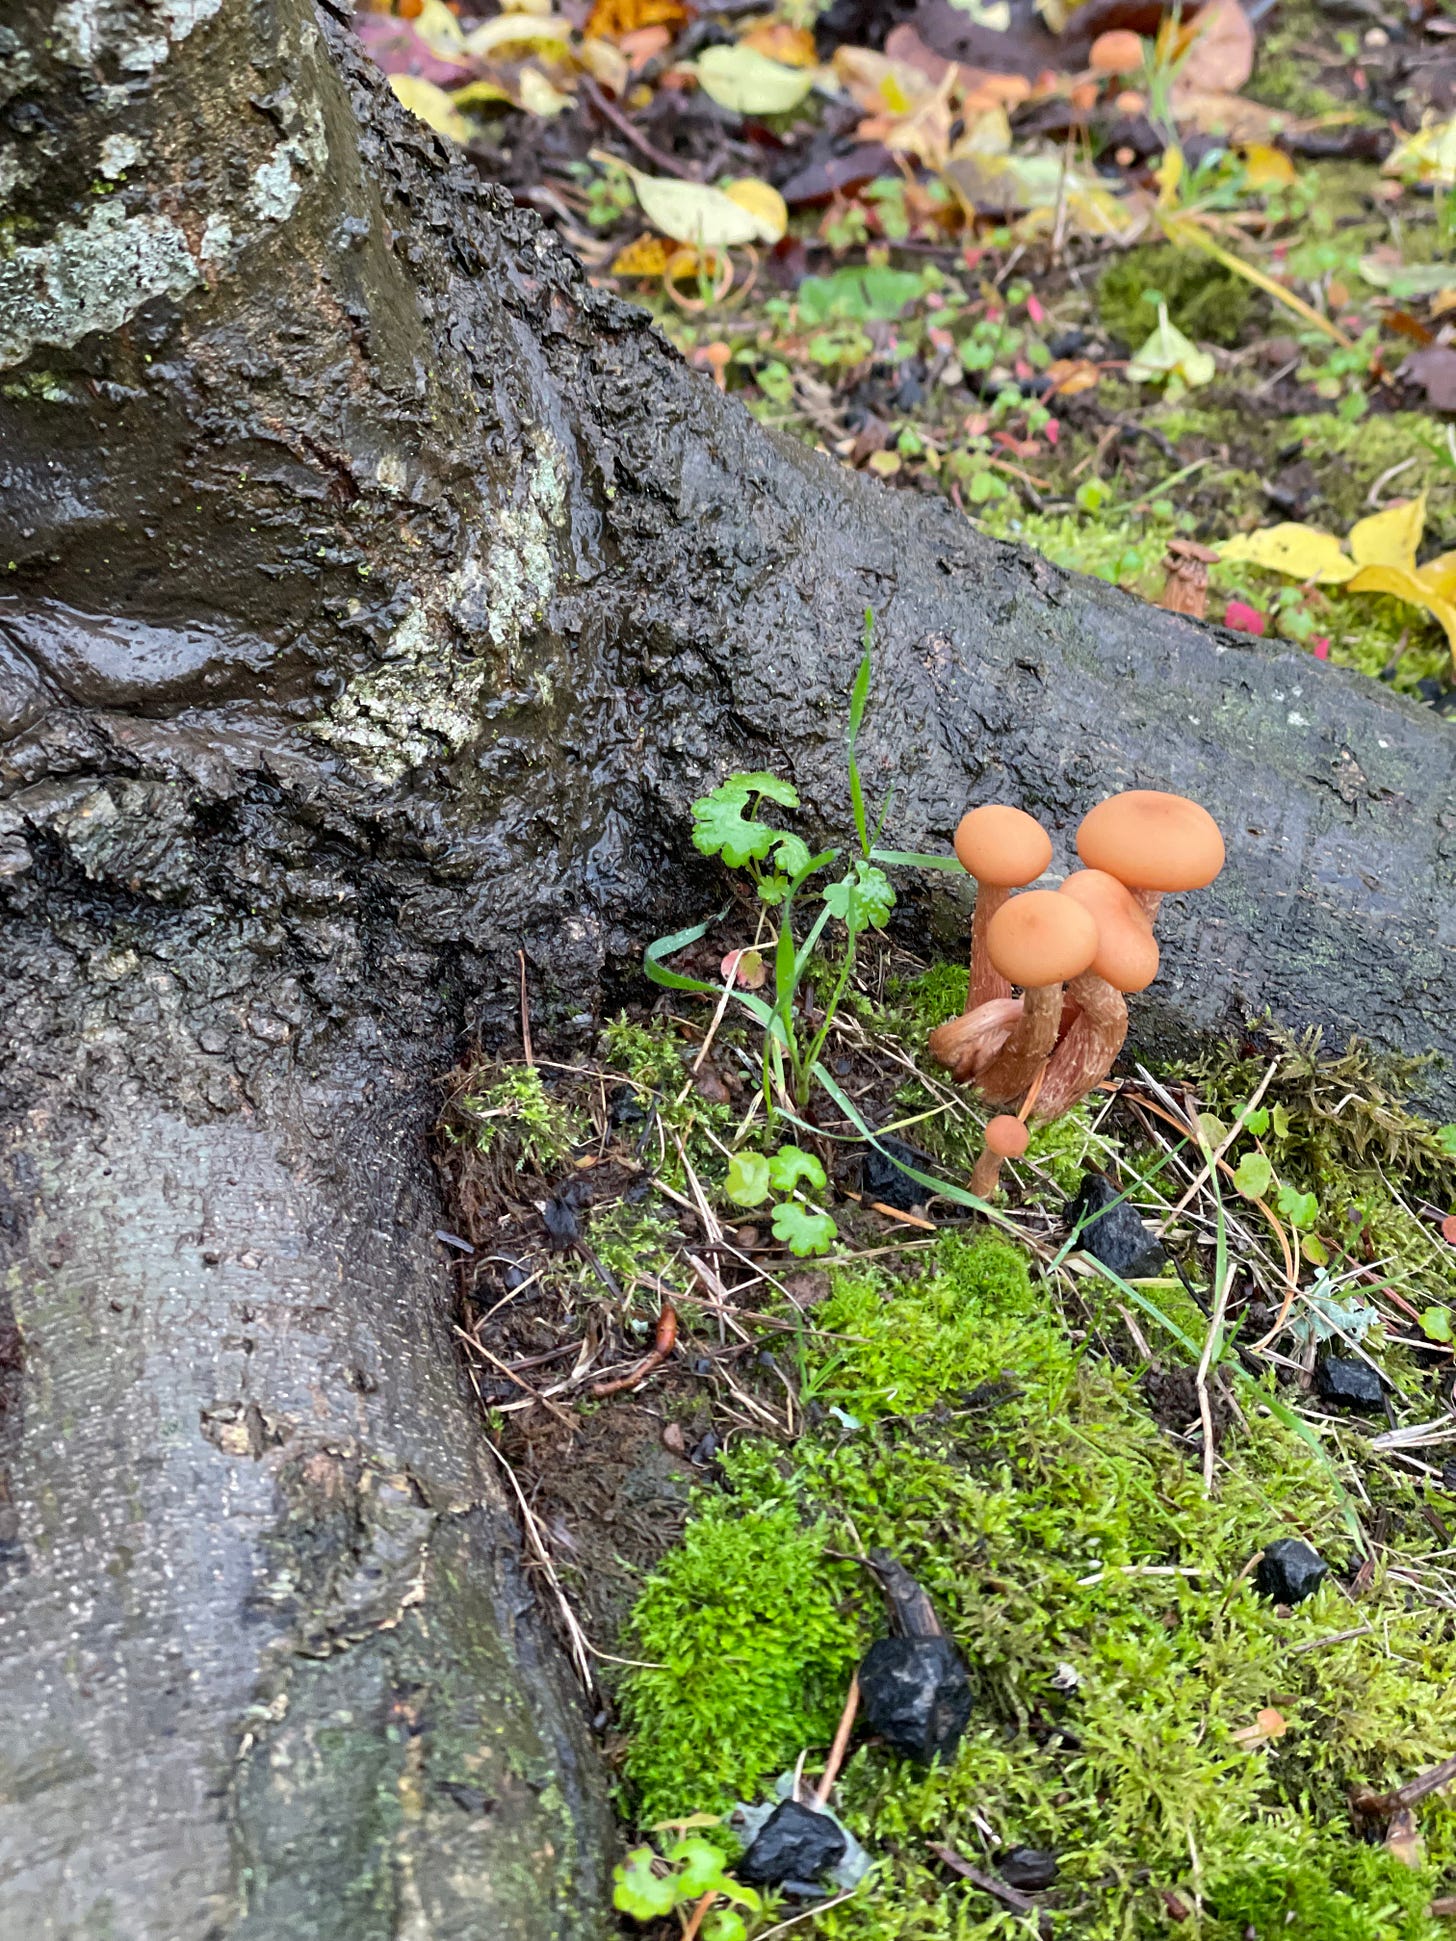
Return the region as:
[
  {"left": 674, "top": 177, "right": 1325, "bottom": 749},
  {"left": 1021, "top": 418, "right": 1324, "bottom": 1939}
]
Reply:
[{"left": 0, "top": 203, "right": 198, "bottom": 369}]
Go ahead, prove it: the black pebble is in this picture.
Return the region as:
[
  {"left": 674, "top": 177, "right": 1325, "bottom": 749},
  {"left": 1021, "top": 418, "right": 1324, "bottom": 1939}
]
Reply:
[
  {"left": 1063, "top": 1171, "right": 1167, "bottom": 1281},
  {"left": 999, "top": 1847, "right": 1058, "bottom": 1892},
  {"left": 1314, "top": 1356, "right": 1384, "bottom": 1412},
  {"left": 1255, "top": 1537, "right": 1328, "bottom": 1605},
  {"left": 858, "top": 1636, "right": 973, "bottom": 1764},
  {"left": 861, "top": 1135, "right": 938, "bottom": 1213},
  {"left": 737, "top": 1800, "right": 847, "bottom": 1887}
]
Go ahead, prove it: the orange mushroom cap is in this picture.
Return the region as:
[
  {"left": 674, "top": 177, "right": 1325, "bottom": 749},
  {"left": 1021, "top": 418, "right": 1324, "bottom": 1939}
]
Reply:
[
  {"left": 986, "top": 890, "right": 1098, "bottom": 988},
  {"left": 984, "top": 1114, "right": 1029, "bottom": 1159},
  {"left": 1058, "top": 869, "right": 1161, "bottom": 994},
  {"left": 1075, "top": 790, "right": 1225, "bottom": 894},
  {"left": 954, "top": 805, "right": 1053, "bottom": 888}
]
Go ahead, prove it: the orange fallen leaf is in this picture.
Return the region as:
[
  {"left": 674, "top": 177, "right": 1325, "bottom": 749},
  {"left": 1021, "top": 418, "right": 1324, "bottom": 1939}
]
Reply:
[
  {"left": 585, "top": 0, "right": 683, "bottom": 40},
  {"left": 740, "top": 20, "right": 817, "bottom": 67},
  {"left": 1044, "top": 357, "right": 1100, "bottom": 396}
]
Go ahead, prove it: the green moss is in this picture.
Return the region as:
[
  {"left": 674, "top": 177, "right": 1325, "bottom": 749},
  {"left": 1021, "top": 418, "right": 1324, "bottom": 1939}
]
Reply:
[
  {"left": 619, "top": 1219, "right": 1456, "bottom": 1938},
  {"left": 1098, "top": 245, "right": 1256, "bottom": 350},
  {"left": 443, "top": 1064, "right": 583, "bottom": 1174},
  {"left": 621, "top": 1496, "right": 861, "bottom": 1823}
]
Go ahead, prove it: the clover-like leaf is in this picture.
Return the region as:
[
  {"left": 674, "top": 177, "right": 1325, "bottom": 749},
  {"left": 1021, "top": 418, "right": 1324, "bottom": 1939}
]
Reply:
[
  {"left": 613, "top": 1849, "right": 680, "bottom": 1922},
  {"left": 725, "top": 1152, "right": 772, "bottom": 1207},
  {"left": 692, "top": 786, "right": 777, "bottom": 869},
  {"left": 669, "top": 1838, "right": 736, "bottom": 1900},
  {"left": 766, "top": 1145, "right": 827, "bottom": 1195},
  {"left": 771, "top": 1201, "right": 837, "bottom": 1256},
  {"left": 727, "top": 771, "right": 800, "bottom": 807},
  {"left": 1233, "top": 1152, "right": 1273, "bottom": 1200},
  {"left": 770, "top": 830, "right": 814, "bottom": 881},
  {"left": 1421, "top": 1306, "right": 1454, "bottom": 1344},
  {"left": 1277, "top": 1183, "right": 1319, "bottom": 1229},
  {"left": 1437, "top": 1124, "right": 1456, "bottom": 1156},
  {"left": 1240, "top": 1106, "right": 1270, "bottom": 1136},
  {"left": 822, "top": 860, "right": 894, "bottom": 934},
  {"left": 703, "top": 1913, "right": 749, "bottom": 1941}
]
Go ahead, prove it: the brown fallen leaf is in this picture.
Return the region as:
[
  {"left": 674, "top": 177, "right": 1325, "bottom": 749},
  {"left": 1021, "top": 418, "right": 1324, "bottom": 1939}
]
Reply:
[
  {"left": 1045, "top": 356, "right": 1101, "bottom": 396},
  {"left": 1402, "top": 344, "right": 1456, "bottom": 413},
  {"left": 1170, "top": 0, "right": 1253, "bottom": 93},
  {"left": 585, "top": 0, "right": 683, "bottom": 40}
]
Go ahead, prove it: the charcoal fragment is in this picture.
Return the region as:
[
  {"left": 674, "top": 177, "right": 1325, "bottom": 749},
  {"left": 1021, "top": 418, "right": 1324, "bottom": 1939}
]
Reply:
[
  {"left": 1314, "top": 1356, "right": 1384, "bottom": 1412},
  {"left": 858, "top": 1636, "right": 972, "bottom": 1764},
  {"left": 1063, "top": 1171, "right": 1166, "bottom": 1280},
  {"left": 737, "top": 1800, "right": 847, "bottom": 1887},
  {"left": 999, "top": 1847, "right": 1058, "bottom": 1892},
  {"left": 860, "top": 1134, "right": 939, "bottom": 1212},
  {"left": 1255, "top": 1537, "right": 1328, "bottom": 1606}
]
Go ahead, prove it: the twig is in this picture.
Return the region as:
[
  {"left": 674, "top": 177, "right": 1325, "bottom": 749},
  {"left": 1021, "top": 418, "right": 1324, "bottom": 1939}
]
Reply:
[
  {"left": 929, "top": 1843, "right": 1037, "bottom": 1915},
  {"left": 517, "top": 948, "right": 534, "bottom": 1066},
  {"left": 813, "top": 1675, "right": 861, "bottom": 1806},
  {"left": 477, "top": 1427, "right": 596, "bottom": 1695},
  {"left": 1291, "top": 1624, "right": 1373, "bottom": 1654},
  {"left": 589, "top": 1303, "right": 679, "bottom": 1398},
  {"left": 584, "top": 91, "right": 700, "bottom": 181},
  {"left": 460, "top": 1331, "right": 578, "bottom": 1427},
  {"left": 754, "top": 1891, "right": 861, "bottom": 1937}
]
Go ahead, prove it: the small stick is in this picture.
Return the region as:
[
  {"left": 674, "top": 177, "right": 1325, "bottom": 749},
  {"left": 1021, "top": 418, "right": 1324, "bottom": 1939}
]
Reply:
[
  {"left": 929, "top": 1843, "right": 1037, "bottom": 1915},
  {"left": 813, "top": 1675, "right": 861, "bottom": 1806},
  {"left": 681, "top": 1890, "right": 716, "bottom": 1941},
  {"left": 589, "top": 1303, "right": 679, "bottom": 1399},
  {"left": 1196, "top": 1262, "right": 1235, "bottom": 1495},
  {"left": 517, "top": 948, "right": 534, "bottom": 1067},
  {"left": 1017, "top": 1060, "right": 1048, "bottom": 1121}
]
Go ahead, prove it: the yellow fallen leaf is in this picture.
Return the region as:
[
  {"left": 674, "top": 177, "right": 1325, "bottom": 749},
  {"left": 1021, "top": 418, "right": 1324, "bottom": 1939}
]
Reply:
[
  {"left": 611, "top": 233, "right": 673, "bottom": 276},
  {"left": 1241, "top": 142, "right": 1296, "bottom": 190},
  {"left": 867, "top": 449, "right": 902, "bottom": 476},
  {"left": 1215, "top": 523, "right": 1357, "bottom": 584},
  {"left": 721, "top": 176, "right": 788, "bottom": 243},
  {"left": 463, "top": 12, "right": 573, "bottom": 56},
  {"left": 691, "top": 44, "right": 815, "bottom": 115},
  {"left": 389, "top": 74, "right": 474, "bottom": 144},
  {"left": 584, "top": 0, "right": 684, "bottom": 37},
  {"left": 1384, "top": 113, "right": 1456, "bottom": 189},
  {"left": 601, "top": 157, "right": 781, "bottom": 247},
  {"left": 518, "top": 65, "right": 572, "bottom": 116},
  {"left": 412, "top": 0, "right": 468, "bottom": 58},
  {"left": 451, "top": 76, "right": 514, "bottom": 108},
  {"left": 1348, "top": 492, "right": 1426, "bottom": 573},
  {"left": 1346, "top": 563, "right": 1456, "bottom": 654},
  {"left": 1426, "top": 550, "right": 1456, "bottom": 602},
  {"left": 577, "top": 36, "right": 629, "bottom": 92}
]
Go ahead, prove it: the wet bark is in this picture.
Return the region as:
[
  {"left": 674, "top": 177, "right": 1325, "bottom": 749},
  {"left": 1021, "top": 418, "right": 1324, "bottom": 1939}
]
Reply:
[{"left": 1, "top": 0, "right": 1454, "bottom": 1933}]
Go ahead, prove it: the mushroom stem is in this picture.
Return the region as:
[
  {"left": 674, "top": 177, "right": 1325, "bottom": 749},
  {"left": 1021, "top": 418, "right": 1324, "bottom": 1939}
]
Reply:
[
  {"left": 928, "top": 996, "right": 1023, "bottom": 1083},
  {"left": 1133, "top": 889, "right": 1163, "bottom": 924},
  {"left": 976, "top": 983, "right": 1064, "bottom": 1106},
  {"left": 969, "top": 882, "right": 1013, "bottom": 1008},
  {"left": 1031, "top": 972, "right": 1127, "bottom": 1122},
  {"left": 970, "top": 1146, "right": 1008, "bottom": 1198}
]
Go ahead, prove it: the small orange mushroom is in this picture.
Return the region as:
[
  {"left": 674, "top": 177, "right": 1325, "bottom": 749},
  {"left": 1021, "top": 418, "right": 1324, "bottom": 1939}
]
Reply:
[
  {"left": 971, "top": 1113, "right": 1029, "bottom": 1199},
  {"left": 975, "top": 890, "right": 1099, "bottom": 1107},
  {"left": 1033, "top": 870, "right": 1159, "bottom": 1120},
  {"left": 1075, "top": 790, "right": 1225, "bottom": 923},
  {"left": 953, "top": 805, "right": 1054, "bottom": 1008}
]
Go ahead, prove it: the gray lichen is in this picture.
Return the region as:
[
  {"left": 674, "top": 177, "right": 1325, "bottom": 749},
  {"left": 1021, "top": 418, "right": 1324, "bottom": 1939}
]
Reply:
[{"left": 0, "top": 202, "right": 198, "bottom": 369}]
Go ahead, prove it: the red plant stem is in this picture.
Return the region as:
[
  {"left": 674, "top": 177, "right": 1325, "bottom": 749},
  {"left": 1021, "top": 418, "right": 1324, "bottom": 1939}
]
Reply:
[
  {"left": 813, "top": 1674, "right": 861, "bottom": 1805},
  {"left": 1133, "top": 889, "right": 1163, "bottom": 924},
  {"left": 681, "top": 1891, "right": 716, "bottom": 1941},
  {"left": 969, "top": 881, "right": 1012, "bottom": 1008},
  {"left": 589, "top": 1304, "right": 678, "bottom": 1398}
]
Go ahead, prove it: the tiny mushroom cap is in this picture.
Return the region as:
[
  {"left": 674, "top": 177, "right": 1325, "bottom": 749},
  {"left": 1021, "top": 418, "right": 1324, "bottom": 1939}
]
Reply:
[
  {"left": 954, "top": 805, "right": 1053, "bottom": 888},
  {"left": 1058, "top": 870, "right": 1161, "bottom": 993},
  {"left": 984, "top": 1114, "right": 1030, "bottom": 1159},
  {"left": 986, "top": 890, "right": 1098, "bottom": 989},
  {"left": 1076, "top": 790, "right": 1225, "bottom": 894}
]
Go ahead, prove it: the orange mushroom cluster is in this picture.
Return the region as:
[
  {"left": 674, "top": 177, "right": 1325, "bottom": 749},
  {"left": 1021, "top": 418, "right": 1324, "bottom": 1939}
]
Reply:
[{"left": 928, "top": 790, "right": 1225, "bottom": 1198}]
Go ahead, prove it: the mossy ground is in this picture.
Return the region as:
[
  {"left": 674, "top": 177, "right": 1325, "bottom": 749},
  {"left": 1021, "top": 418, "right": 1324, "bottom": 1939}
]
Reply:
[{"left": 580, "top": 971, "right": 1456, "bottom": 1941}]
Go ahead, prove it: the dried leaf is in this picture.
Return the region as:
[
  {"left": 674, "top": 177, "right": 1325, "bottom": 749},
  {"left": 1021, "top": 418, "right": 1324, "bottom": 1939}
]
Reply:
[
  {"left": 463, "top": 11, "right": 573, "bottom": 56},
  {"left": 691, "top": 43, "right": 816, "bottom": 115},
  {"left": 1402, "top": 345, "right": 1456, "bottom": 413},
  {"left": 721, "top": 176, "right": 788, "bottom": 242},
  {"left": 1171, "top": 0, "right": 1252, "bottom": 94},
  {"left": 389, "top": 73, "right": 474, "bottom": 143},
  {"left": 610, "top": 160, "right": 781, "bottom": 246},
  {"left": 1349, "top": 493, "right": 1425, "bottom": 572},
  {"left": 577, "top": 35, "right": 630, "bottom": 91},
  {"left": 584, "top": 0, "right": 684, "bottom": 43},
  {"left": 612, "top": 233, "right": 672, "bottom": 276},
  {"left": 518, "top": 65, "right": 572, "bottom": 116},
  {"left": 1216, "top": 523, "right": 1357, "bottom": 584},
  {"left": 1386, "top": 1807, "right": 1425, "bottom": 1871},
  {"left": 741, "top": 21, "right": 817, "bottom": 65},
  {"left": 1384, "top": 113, "right": 1456, "bottom": 189},
  {"left": 1241, "top": 142, "right": 1296, "bottom": 190}
]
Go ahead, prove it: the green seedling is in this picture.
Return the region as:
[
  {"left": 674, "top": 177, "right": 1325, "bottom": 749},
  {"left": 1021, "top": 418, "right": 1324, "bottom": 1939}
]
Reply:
[
  {"left": 613, "top": 1837, "right": 758, "bottom": 1941},
  {"left": 726, "top": 1144, "right": 837, "bottom": 1256}
]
